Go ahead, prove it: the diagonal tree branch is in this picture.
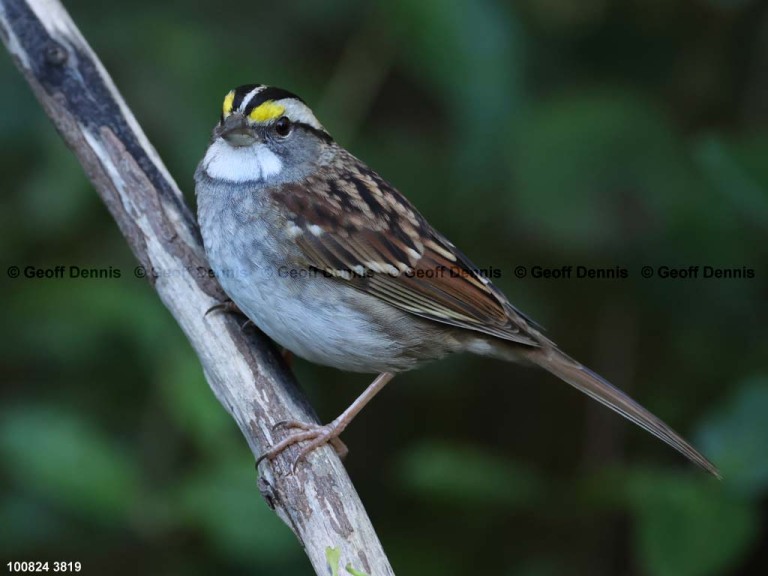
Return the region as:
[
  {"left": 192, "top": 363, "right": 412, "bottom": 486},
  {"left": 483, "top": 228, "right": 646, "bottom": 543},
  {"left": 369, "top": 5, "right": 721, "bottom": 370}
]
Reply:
[{"left": 0, "top": 1, "right": 394, "bottom": 574}]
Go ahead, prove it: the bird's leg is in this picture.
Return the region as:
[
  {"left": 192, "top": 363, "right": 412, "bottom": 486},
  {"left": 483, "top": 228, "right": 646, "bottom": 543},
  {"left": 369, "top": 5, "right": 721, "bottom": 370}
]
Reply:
[{"left": 256, "top": 372, "right": 395, "bottom": 471}]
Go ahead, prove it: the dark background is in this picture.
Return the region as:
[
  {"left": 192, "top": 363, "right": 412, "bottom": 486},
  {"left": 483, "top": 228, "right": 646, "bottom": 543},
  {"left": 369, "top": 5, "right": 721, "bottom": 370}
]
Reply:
[{"left": 2, "top": 0, "right": 767, "bottom": 574}]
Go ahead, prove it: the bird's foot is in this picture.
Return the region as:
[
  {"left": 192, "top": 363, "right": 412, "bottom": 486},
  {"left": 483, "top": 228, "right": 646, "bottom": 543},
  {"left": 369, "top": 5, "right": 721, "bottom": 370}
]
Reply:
[
  {"left": 254, "top": 373, "right": 394, "bottom": 473},
  {"left": 256, "top": 419, "right": 349, "bottom": 472},
  {"left": 204, "top": 299, "right": 253, "bottom": 329}
]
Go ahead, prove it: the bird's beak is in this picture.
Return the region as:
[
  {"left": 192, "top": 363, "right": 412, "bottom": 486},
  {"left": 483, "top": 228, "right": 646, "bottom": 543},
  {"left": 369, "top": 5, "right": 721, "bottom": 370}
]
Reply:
[{"left": 217, "top": 113, "right": 257, "bottom": 147}]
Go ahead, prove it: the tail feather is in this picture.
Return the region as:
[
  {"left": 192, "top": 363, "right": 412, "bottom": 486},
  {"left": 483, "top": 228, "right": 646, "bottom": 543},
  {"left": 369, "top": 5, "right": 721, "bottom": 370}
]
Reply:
[{"left": 524, "top": 347, "right": 720, "bottom": 478}]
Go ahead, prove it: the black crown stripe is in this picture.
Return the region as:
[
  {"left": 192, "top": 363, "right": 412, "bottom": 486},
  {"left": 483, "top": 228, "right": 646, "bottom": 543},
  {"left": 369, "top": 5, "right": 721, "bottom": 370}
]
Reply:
[
  {"left": 231, "top": 84, "right": 262, "bottom": 112},
  {"left": 242, "top": 87, "right": 305, "bottom": 114}
]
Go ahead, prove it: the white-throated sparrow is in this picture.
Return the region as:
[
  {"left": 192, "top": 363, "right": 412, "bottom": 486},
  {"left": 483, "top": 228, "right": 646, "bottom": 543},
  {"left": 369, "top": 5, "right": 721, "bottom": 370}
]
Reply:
[{"left": 195, "top": 84, "right": 718, "bottom": 477}]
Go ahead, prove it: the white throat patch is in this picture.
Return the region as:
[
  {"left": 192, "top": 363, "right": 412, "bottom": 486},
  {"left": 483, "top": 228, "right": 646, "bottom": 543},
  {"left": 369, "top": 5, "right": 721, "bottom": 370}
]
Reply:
[{"left": 202, "top": 139, "right": 283, "bottom": 183}]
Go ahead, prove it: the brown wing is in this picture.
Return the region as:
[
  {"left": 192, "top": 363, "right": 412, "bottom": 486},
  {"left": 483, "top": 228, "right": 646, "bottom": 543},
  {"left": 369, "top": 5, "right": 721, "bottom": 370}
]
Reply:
[{"left": 273, "top": 149, "right": 539, "bottom": 347}]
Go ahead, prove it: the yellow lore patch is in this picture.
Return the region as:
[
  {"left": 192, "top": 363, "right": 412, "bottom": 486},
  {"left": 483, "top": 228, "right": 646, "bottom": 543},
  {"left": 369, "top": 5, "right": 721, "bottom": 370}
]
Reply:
[
  {"left": 222, "top": 91, "right": 235, "bottom": 117},
  {"left": 248, "top": 101, "right": 285, "bottom": 122}
]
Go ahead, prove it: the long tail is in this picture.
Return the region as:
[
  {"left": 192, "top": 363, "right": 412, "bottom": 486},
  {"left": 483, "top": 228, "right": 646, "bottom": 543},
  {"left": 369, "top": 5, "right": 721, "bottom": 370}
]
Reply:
[{"left": 523, "top": 346, "right": 720, "bottom": 478}]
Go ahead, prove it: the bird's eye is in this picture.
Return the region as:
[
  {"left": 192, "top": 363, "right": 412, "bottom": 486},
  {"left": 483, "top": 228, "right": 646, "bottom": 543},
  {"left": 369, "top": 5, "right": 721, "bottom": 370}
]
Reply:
[{"left": 274, "top": 116, "right": 292, "bottom": 137}]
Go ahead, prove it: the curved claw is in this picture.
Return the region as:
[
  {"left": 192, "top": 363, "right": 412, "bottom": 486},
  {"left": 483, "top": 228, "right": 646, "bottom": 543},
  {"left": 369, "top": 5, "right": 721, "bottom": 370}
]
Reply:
[
  {"left": 255, "top": 421, "right": 348, "bottom": 472},
  {"left": 206, "top": 300, "right": 254, "bottom": 332},
  {"left": 204, "top": 303, "right": 226, "bottom": 317},
  {"left": 205, "top": 299, "right": 243, "bottom": 318},
  {"left": 255, "top": 428, "right": 320, "bottom": 470}
]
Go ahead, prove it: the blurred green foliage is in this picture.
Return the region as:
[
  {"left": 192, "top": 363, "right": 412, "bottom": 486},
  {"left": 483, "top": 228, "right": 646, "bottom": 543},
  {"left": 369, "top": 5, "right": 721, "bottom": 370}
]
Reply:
[{"left": 1, "top": 0, "right": 767, "bottom": 574}]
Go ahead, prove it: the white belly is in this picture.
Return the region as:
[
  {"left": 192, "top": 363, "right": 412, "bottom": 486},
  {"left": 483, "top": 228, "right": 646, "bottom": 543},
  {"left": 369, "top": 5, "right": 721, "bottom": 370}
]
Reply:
[{"left": 211, "top": 247, "right": 415, "bottom": 372}]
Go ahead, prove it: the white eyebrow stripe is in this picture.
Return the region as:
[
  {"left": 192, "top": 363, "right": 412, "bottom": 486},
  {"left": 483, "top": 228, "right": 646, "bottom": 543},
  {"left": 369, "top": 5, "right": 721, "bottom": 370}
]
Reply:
[
  {"left": 280, "top": 100, "right": 325, "bottom": 131},
  {"left": 237, "top": 86, "right": 266, "bottom": 113}
]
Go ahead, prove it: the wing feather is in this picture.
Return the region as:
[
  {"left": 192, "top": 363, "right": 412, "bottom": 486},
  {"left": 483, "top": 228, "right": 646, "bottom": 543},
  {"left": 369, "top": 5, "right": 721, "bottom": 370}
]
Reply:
[{"left": 275, "top": 149, "right": 539, "bottom": 346}]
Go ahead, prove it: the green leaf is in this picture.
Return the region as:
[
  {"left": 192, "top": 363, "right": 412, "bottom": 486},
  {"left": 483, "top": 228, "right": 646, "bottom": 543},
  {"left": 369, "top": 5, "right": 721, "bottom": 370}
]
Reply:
[
  {"left": 345, "top": 564, "right": 370, "bottom": 576},
  {"left": 326, "top": 546, "right": 341, "bottom": 576},
  {"left": 18, "top": 130, "right": 94, "bottom": 238},
  {"left": 326, "top": 547, "right": 370, "bottom": 576},
  {"left": 511, "top": 90, "right": 738, "bottom": 252},
  {"left": 0, "top": 405, "right": 141, "bottom": 523},
  {"left": 0, "top": 493, "right": 67, "bottom": 554},
  {"left": 385, "top": 0, "right": 526, "bottom": 187},
  {"left": 625, "top": 469, "right": 758, "bottom": 576},
  {"left": 175, "top": 455, "right": 296, "bottom": 563},
  {"left": 692, "top": 135, "right": 768, "bottom": 229},
  {"left": 158, "top": 345, "right": 238, "bottom": 456},
  {"left": 696, "top": 377, "right": 768, "bottom": 497},
  {"left": 395, "top": 440, "right": 541, "bottom": 508}
]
